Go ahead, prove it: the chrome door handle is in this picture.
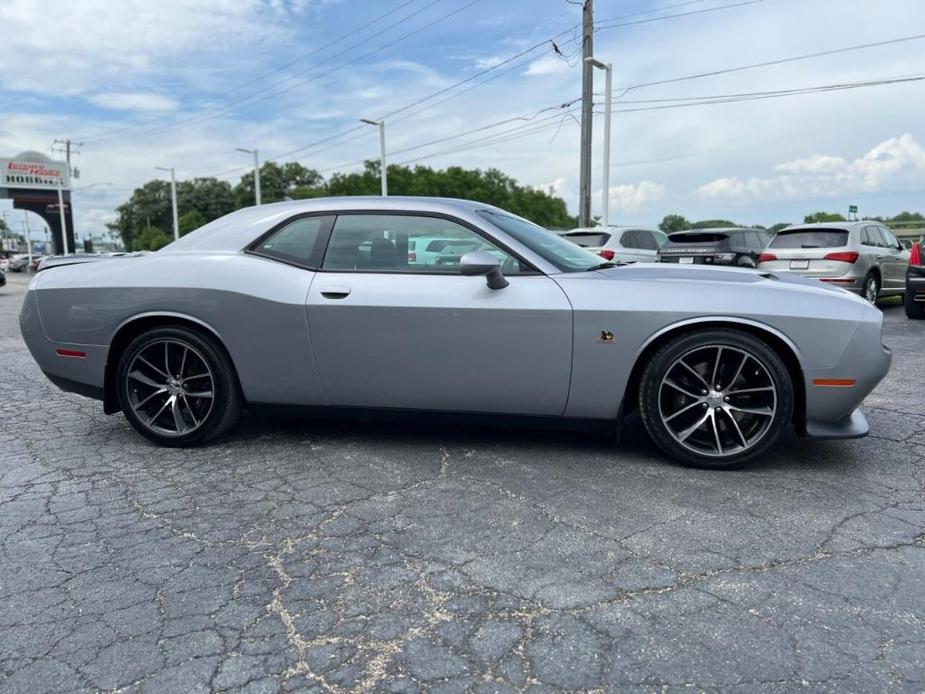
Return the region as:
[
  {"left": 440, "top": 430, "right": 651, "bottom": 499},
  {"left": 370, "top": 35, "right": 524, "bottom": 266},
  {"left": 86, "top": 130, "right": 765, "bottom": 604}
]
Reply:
[{"left": 320, "top": 286, "right": 351, "bottom": 299}]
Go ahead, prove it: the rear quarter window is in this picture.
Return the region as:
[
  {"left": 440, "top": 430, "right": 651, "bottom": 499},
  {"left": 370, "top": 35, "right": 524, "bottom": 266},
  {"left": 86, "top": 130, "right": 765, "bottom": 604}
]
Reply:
[{"left": 770, "top": 229, "right": 849, "bottom": 249}]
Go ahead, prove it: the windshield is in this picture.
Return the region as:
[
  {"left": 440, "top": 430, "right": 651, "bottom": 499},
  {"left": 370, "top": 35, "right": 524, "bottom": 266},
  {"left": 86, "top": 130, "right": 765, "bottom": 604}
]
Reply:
[
  {"left": 770, "top": 229, "right": 848, "bottom": 249},
  {"left": 479, "top": 210, "right": 605, "bottom": 272}
]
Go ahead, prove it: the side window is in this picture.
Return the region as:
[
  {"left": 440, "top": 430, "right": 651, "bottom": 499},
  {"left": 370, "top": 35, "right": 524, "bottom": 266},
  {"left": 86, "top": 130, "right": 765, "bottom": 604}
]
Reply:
[
  {"left": 635, "top": 230, "right": 658, "bottom": 251},
  {"left": 863, "top": 226, "right": 887, "bottom": 248},
  {"left": 253, "top": 216, "right": 329, "bottom": 265},
  {"left": 880, "top": 227, "right": 899, "bottom": 249},
  {"left": 621, "top": 230, "right": 641, "bottom": 249},
  {"left": 321, "top": 214, "right": 527, "bottom": 275},
  {"left": 652, "top": 230, "right": 668, "bottom": 249}
]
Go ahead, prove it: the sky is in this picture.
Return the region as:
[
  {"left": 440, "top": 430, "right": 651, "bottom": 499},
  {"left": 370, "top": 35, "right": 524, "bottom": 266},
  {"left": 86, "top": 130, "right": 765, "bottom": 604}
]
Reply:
[{"left": 2, "top": 0, "right": 925, "bottom": 239}]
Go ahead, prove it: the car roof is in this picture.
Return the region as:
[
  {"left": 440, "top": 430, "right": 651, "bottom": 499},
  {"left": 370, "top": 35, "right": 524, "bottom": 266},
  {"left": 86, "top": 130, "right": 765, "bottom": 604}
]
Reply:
[
  {"left": 163, "top": 196, "right": 502, "bottom": 253},
  {"left": 670, "top": 227, "right": 757, "bottom": 235}
]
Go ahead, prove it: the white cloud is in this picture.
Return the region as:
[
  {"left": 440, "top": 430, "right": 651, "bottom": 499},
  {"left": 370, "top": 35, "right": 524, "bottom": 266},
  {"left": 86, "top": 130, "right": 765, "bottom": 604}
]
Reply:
[
  {"left": 524, "top": 54, "right": 573, "bottom": 77},
  {"left": 89, "top": 92, "right": 179, "bottom": 112},
  {"left": 608, "top": 181, "right": 665, "bottom": 214},
  {"left": 698, "top": 134, "right": 925, "bottom": 202}
]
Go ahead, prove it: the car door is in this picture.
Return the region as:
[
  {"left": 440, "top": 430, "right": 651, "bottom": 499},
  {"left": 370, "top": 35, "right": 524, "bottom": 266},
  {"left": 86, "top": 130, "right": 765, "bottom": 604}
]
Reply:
[
  {"left": 632, "top": 229, "right": 661, "bottom": 262},
  {"left": 306, "top": 212, "right": 573, "bottom": 415},
  {"left": 877, "top": 226, "right": 907, "bottom": 290}
]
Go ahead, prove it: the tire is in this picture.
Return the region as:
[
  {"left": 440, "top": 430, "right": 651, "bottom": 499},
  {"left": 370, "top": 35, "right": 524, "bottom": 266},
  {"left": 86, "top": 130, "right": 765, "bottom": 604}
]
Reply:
[
  {"left": 638, "top": 329, "right": 794, "bottom": 470},
  {"left": 906, "top": 288, "right": 925, "bottom": 319},
  {"left": 117, "top": 326, "right": 241, "bottom": 447},
  {"left": 863, "top": 273, "right": 880, "bottom": 304}
]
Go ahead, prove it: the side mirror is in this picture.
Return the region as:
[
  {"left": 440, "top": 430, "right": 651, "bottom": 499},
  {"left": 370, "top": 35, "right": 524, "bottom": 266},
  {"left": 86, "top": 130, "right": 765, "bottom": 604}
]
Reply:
[{"left": 459, "top": 251, "right": 509, "bottom": 290}]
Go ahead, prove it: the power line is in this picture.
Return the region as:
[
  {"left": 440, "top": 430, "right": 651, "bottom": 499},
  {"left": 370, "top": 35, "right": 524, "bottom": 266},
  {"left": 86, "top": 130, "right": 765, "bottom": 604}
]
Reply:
[
  {"left": 596, "top": 0, "right": 765, "bottom": 31},
  {"left": 83, "top": 0, "right": 477, "bottom": 143},
  {"left": 77, "top": 0, "right": 428, "bottom": 142},
  {"left": 605, "top": 74, "right": 925, "bottom": 113},
  {"left": 614, "top": 33, "right": 925, "bottom": 96},
  {"left": 595, "top": 0, "right": 712, "bottom": 23}
]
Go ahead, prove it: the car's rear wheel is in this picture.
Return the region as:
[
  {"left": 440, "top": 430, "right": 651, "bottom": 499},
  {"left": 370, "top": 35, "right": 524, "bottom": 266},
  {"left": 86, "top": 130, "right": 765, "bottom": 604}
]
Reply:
[
  {"left": 863, "top": 273, "right": 880, "bottom": 304},
  {"left": 906, "top": 288, "right": 925, "bottom": 319},
  {"left": 639, "top": 329, "right": 794, "bottom": 469},
  {"left": 117, "top": 326, "right": 241, "bottom": 446}
]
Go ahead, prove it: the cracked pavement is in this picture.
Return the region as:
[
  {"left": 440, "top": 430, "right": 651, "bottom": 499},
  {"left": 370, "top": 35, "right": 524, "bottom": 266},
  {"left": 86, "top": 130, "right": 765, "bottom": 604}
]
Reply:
[{"left": 1, "top": 271, "right": 923, "bottom": 693}]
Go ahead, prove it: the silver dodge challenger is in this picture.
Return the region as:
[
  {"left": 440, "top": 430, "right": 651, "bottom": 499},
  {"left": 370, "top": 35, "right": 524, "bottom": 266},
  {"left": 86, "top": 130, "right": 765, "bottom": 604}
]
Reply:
[{"left": 20, "top": 197, "right": 891, "bottom": 469}]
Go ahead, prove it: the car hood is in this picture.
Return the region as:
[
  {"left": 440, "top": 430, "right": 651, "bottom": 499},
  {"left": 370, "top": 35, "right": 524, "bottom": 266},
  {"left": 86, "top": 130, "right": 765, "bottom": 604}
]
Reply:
[{"left": 587, "top": 262, "right": 870, "bottom": 303}]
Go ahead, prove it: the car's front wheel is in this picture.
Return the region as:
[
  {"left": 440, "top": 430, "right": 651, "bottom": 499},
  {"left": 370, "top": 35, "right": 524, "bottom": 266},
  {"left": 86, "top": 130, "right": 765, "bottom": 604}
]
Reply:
[
  {"left": 639, "top": 329, "right": 794, "bottom": 469},
  {"left": 117, "top": 326, "right": 241, "bottom": 446}
]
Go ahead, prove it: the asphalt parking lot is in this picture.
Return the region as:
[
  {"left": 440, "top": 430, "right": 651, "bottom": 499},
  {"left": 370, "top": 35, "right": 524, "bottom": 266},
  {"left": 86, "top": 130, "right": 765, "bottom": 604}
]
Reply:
[{"left": 1, "top": 271, "right": 923, "bottom": 693}]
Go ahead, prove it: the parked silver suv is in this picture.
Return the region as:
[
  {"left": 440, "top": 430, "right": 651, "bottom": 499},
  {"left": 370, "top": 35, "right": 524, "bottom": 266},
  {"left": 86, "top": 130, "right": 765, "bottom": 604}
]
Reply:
[{"left": 758, "top": 221, "right": 910, "bottom": 302}]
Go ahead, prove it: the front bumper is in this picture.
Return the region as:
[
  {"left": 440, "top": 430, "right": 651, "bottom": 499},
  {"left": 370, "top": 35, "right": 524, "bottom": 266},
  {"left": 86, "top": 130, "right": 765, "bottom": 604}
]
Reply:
[
  {"left": 802, "top": 315, "right": 891, "bottom": 439},
  {"left": 804, "top": 407, "right": 869, "bottom": 439}
]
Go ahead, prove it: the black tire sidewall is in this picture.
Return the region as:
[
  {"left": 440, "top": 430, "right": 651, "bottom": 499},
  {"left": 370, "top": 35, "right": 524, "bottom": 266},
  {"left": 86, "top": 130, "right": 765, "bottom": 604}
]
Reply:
[
  {"left": 639, "top": 329, "right": 794, "bottom": 470},
  {"left": 906, "top": 289, "right": 925, "bottom": 319},
  {"left": 117, "top": 326, "right": 240, "bottom": 447}
]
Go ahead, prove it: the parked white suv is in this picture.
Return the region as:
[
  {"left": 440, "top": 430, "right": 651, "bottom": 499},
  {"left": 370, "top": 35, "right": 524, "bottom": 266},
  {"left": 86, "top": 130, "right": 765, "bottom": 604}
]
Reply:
[{"left": 561, "top": 227, "right": 667, "bottom": 263}]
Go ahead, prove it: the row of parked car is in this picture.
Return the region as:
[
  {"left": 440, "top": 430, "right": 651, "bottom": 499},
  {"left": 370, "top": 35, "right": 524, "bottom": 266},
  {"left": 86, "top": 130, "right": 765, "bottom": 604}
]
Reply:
[
  {"left": 0, "top": 254, "right": 44, "bottom": 273},
  {"left": 560, "top": 221, "right": 925, "bottom": 319}
]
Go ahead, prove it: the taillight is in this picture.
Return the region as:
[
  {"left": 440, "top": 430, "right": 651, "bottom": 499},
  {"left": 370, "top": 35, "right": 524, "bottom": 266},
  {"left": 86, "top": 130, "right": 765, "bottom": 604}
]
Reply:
[
  {"left": 911, "top": 243, "right": 921, "bottom": 266},
  {"left": 757, "top": 252, "right": 777, "bottom": 263},
  {"left": 408, "top": 251, "right": 417, "bottom": 263},
  {"left": 824, "top": 251, "right": 859, "bottom": 264},
  {"left": 599, "top": 249, "right": 615, "bottom": 261}
]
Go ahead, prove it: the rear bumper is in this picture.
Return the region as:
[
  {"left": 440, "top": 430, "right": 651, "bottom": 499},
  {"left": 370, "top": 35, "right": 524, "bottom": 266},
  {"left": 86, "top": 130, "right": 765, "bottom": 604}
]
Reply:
[{"left": 907, "top": 272, "right": 925, "bottom": 300}]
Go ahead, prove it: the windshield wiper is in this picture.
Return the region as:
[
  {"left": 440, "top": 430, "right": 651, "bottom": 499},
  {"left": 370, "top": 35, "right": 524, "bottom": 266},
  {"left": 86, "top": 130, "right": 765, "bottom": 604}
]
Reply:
[{"left": 586, "top": 262, "right": 617, "bottom": 271}]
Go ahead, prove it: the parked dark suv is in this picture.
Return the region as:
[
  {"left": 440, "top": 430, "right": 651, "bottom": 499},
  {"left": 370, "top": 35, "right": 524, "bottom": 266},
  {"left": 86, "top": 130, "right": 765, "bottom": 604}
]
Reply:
[
  {"left": 657, "top": 228, "right": 770, "bottom": 267},
  {"left": 906, "top": 238, "right": 925, "bottom": 319}
]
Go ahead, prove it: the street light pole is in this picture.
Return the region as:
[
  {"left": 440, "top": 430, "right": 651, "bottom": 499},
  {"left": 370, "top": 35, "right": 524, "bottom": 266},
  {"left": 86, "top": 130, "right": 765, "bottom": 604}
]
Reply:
[
  {"left": 235, "top": 148, "right": 261, "bottom": 205},
  {"left": 155, "top": 167, "right": 180, "bottom": 241},
  {"left": 360, "top": 119, "right": 388, "bottom": 196},
  {"left": 56, "top": 177, "right": 69, "bottom": 255},
  {"left": 585, "top": 57, "right": 613, "bottom": 229},
  {"left": 23, "top": 216, "right": 33, "bottom": 272}
]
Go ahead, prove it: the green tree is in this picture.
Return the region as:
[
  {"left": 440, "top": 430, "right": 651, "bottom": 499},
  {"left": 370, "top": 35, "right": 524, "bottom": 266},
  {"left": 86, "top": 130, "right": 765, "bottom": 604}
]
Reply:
[
  {"left": 889, "top": 211, "right": 925, "bottom": 223},
  {"left": 134, "top": 226, "right": 171, "bottom": 251},
  {"left": 233, "top": 162, "right": 324, "bottom": 207},
  {"left": 804, "top": 211, "right": 846, "bottom": 224},
  {"left": 107, "top": 180, "right": 173, "bottom": 250},
  {"left": 768, "top": 222, "right": 791, "bottom": 234},
  {"left": 178, "top": 210, "right": 206, "bottom": 236},
  {"left": 326, "top": 162, "right": 575, "bottom": 227},
  {"left": 177, "top": 178, "right": 236, "bottom": 222},
  {"left": 659, "top": 214, "right": 690, "bottom": 233}
]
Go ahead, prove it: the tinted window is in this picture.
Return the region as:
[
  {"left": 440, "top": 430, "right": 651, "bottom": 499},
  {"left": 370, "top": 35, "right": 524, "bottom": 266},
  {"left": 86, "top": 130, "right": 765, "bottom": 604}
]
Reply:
[
  {"left": 563, "top": 232, "right": 611, "bottom": 247},
  {"left": 478, "top": 210, "right": 605, "bottom": 272},
  {"left": 665, "top": 232, "right": 729, "bottom": 245},
  {"left": 254, "top": 216, "right": 328, "bottom": 264},
  {"left": 621, "top": 230, "right": 642, "bottom": 249},
  {"left": 322, "top": 214, "right": 525, "bottom": 274},
  {"left": 652, "top": 230, "right": 668, "bottom": 248},
  {"left": 770, "top": 229, "right": 849, "bottom": 249},
  {"left": 862, "top": 226, "right": 882, "bottom": 247},
  {"left": 633, "top": 230, "right": 658, "bottom": 251}
]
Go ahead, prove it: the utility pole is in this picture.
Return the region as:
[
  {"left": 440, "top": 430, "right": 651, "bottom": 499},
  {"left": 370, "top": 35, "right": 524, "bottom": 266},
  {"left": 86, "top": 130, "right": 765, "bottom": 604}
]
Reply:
[
  {"left": 579, "top": 0, "right": 594, "bottom": 228},
  {"left": 24, "top": 215, "right": 33, "bottom": 271},
  {"left": 56, "top": 177, "right": 69, "bottom": 255},
  {"left": 360, "top": 119, "right": 388, "bottom": 196},
  {"left": 586, "top": 57, "right": 612, "bottom": 229},
  {"left": 155, "top": 166, "right": 180, "bottom": 241},
  {"left": 52, "top": 138, "right": 80, "bottom": 254},
  {"left": 235, "top": 148, "right": 261, "bottom": 206}
]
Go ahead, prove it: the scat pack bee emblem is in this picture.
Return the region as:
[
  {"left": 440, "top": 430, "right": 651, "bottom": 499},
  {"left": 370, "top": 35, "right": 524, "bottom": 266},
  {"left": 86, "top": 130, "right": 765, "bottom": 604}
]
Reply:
[{"left": 597, "top": 330, "right": 615, "bottom": 344}]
